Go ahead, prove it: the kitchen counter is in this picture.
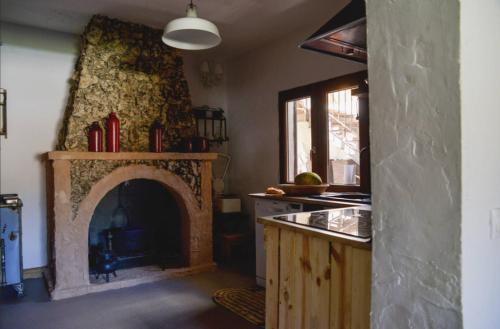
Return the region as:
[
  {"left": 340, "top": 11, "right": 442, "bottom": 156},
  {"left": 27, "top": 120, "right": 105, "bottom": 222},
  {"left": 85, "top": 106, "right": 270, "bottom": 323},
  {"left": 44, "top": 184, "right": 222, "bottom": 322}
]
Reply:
[
  {"left": 249, "top": 192, "right": 372, "bottom": 210},
  {"left": 257, "top": 207, "right": 371, "bottom": 249},
  {"left": 250, "top": 192, "right": 371, "bottom": 289},
  {"left": 259, "top": 207, "right": 372, "bottom": 329}
]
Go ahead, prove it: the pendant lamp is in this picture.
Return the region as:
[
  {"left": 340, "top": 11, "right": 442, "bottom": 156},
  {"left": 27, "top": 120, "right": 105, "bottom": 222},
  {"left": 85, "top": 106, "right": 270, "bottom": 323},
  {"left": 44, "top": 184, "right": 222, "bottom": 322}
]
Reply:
[{"left": 162, "top": 0, "right": 221, "bottom": 50}]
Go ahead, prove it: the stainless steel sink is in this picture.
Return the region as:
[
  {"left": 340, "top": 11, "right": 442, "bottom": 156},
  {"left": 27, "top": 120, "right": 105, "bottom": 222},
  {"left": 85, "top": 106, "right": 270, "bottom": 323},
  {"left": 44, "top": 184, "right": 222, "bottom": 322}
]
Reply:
[
  {"left": 309, "top": 192, "right": 371, "bottom": 204},
  {"left": 334, "top": 194, "right": 369, "bottom": 199}
]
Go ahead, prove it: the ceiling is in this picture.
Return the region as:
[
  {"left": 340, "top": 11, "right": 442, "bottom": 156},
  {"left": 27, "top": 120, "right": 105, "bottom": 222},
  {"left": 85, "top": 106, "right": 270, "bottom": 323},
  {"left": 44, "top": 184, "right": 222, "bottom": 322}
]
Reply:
[{"left": 0, "top": 0, "right": 348, "bottom": 58}]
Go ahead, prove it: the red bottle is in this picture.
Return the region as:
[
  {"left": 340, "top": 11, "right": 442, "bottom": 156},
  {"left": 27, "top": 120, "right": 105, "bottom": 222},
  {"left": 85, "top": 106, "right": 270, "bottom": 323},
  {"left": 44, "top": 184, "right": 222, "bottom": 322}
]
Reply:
[
  {"left": 87, "top": 121, "right": 103, "bottom": 152},
  {"left": 150, "top": 120, "right": 164, "bottom": 152},
  {"left": 106, "top": 112, "right": 120, "bottom": 152}
]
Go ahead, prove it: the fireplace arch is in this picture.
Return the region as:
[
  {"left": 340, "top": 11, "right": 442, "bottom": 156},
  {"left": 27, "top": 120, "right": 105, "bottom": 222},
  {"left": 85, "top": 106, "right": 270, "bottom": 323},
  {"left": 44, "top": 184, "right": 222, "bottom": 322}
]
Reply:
[
  {"left": 78, "top": 165, "right": 196, "bottom": 281},
  {"left": 88, "top": 178, "right": 184, "bottom": 278},
  {"left": 46, "top": 152, "right": 216, "bottom": 299}
]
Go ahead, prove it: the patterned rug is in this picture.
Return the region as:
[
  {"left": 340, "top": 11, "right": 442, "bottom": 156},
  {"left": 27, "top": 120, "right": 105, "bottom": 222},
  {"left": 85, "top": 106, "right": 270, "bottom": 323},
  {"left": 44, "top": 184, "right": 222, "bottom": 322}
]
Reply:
[{"left": 213, "top": 287, "right": 265, "bottom": 326}]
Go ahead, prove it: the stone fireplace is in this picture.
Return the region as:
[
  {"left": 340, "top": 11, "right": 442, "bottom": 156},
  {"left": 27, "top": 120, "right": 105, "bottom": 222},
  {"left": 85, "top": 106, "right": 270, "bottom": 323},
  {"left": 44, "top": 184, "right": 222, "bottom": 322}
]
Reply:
[
  {"left": 45, "top": 151, "right": 216, "bottom": 300},
  {"left": 43, "top": 14, "right": 213, "bottom": 300}
]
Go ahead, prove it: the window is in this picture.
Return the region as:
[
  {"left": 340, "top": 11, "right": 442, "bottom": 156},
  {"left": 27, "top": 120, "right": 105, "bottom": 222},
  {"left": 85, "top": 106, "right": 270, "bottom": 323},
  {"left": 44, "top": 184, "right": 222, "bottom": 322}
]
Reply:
[
  {"left": 327, "top": 88, "right": 360, "bottom": 185},
  {"left": 279, "top": 71, "right": 370, "bottom": 192},
  {"left": 285, "top": 97, "right": 312, "bottom": 181}
]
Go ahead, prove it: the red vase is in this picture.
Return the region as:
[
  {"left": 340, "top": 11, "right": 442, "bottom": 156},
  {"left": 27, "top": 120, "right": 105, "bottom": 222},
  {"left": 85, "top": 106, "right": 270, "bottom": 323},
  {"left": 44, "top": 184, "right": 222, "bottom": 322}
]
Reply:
[
  {"left": 150, "top": 120, "right": 164, "bottom": 152},
  {"left": 88, "top": 121, "right": 103, "bottom": 152},
  {"left": 106, "top": 112, "right": 120, "bottom": 152}
]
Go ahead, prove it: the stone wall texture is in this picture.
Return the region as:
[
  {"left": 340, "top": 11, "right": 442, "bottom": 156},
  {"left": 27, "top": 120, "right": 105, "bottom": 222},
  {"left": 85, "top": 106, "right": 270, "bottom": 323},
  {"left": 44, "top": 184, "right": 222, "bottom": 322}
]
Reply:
[
  {"left": 366, "top": 0, "right": 462, "bottom": 328},
  {"left": 69, "top": 159, "right": 202, "bottom": 219},
  {"left": 57, "top": 15, "right": 195, "bottom": 151}
]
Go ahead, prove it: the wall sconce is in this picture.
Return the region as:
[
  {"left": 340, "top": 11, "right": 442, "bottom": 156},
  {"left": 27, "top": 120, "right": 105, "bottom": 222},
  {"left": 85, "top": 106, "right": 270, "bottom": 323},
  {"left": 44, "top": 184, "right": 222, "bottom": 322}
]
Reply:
[{"left": 200, "top": 61, "right": 223, "bottom": 87}]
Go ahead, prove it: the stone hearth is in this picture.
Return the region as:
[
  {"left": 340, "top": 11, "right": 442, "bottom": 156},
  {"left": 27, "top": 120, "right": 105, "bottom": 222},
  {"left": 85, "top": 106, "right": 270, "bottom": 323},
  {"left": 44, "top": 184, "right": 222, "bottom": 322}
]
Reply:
[{"left": 45, "top": 151, "right": 217, "bottom": 300}]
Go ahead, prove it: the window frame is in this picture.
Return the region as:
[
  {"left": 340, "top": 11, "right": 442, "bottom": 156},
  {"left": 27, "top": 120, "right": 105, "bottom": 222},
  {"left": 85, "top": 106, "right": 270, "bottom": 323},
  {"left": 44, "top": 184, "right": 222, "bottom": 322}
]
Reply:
[{"left": 278, "top": 70, "right": 370, "bottom": 193}]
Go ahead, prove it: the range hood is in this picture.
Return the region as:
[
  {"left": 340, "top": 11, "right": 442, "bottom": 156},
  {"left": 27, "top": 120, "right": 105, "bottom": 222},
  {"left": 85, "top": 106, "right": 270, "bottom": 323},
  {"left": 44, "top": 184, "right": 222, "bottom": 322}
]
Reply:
[{"left": 300, "top": 0, "right": 367, "bottom": 63}]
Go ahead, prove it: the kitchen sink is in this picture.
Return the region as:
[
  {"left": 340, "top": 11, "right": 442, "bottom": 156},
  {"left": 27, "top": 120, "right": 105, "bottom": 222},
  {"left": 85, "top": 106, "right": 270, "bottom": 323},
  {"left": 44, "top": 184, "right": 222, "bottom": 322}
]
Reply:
[
  {"left": 333, "top": 194, "right": 369, "bottom": 199},
  {"left": 309, "top": 192, "right": 371, "bottom": 204}
]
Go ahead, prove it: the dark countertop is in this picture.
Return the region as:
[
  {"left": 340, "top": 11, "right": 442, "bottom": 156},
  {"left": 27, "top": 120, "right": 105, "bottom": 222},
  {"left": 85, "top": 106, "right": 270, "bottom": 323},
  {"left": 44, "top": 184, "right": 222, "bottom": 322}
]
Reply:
[
  {"left": 257, "top": 207, "right": 372, "bottom": 249},
  {"left": 249, "top": 192, "right": 372, "bottom": 211}
]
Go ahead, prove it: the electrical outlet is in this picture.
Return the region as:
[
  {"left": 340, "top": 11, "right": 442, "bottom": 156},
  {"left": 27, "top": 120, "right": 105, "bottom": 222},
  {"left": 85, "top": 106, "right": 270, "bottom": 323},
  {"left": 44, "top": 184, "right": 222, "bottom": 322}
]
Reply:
[{"left": 490, "top": 209, "right": 500, "bottom": 240}]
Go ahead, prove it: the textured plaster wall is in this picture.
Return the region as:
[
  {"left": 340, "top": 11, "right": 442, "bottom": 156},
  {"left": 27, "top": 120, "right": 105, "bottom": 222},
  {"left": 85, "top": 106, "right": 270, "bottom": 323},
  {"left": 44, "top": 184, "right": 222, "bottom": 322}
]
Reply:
[
  {"left": 461, "top": 0, "right": 500, "bottom": 327},
  {"left": 366, "top": 0, "right": 462, "bottom": 327},
  {"left": 226, "top": 25, "right": 364, "bottom": 215}
]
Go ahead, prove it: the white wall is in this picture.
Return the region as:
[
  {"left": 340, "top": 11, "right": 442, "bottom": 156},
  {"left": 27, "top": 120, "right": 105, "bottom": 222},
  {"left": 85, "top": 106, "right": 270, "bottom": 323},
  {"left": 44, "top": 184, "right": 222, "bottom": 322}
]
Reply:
[
  {"left": 182, "top": 52, "right": 229, "bottom": 192},
  {"left": 366, "top": 0, "right": 462, "bottom": 327},
  {"left": 461, "top": 0, "right": 500, "bottom": 327},
  {"left": 226, "top": 26, "right": 365, "bottom": 214},
  {"left": 0, "top": 23, "right": 79, "bottom": 269},
  {"left": 183, "top": 53, "right": 227, "bottom": 110}
]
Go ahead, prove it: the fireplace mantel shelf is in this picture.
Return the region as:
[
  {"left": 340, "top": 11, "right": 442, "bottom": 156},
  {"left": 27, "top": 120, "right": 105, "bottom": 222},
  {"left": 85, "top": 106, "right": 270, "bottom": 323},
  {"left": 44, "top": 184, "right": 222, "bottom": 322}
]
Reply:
[{"left": 47, "top": 151, "right": 218, "bottom": 161}]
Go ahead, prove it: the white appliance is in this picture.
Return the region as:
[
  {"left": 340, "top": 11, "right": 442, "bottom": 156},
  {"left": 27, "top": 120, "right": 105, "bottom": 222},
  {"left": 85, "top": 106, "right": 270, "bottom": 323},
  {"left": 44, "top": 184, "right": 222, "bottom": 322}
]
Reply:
[{"left": 254, "top": 199, "right": 302, "bottom": 287}]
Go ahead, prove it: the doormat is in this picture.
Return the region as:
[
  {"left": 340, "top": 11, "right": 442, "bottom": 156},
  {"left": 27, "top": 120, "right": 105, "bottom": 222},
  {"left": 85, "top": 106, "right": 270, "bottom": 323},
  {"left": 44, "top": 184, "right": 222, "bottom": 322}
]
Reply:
[{"left": 213, "top": 287, "right": 265, "bottom": 326}]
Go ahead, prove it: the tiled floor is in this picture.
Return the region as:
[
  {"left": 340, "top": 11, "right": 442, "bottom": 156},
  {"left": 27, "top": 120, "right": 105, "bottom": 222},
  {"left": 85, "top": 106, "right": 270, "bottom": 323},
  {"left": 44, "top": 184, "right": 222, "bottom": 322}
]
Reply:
[{"left": 0, "top": 266, "right": 259, "bottom": 329}]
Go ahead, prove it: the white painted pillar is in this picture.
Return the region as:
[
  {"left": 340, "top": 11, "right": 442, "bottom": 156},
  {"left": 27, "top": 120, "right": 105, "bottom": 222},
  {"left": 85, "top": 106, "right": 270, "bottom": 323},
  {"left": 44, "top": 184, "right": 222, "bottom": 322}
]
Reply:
[{"left": 366, "top": 1, "right": 462, "bottom": 327}]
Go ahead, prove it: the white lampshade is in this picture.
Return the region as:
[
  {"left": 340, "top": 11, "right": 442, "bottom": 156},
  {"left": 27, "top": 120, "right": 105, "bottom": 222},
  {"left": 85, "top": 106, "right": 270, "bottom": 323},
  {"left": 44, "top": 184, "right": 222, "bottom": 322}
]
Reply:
[{"left": 162, "top": 3, "right": 221, "bottom": 50}]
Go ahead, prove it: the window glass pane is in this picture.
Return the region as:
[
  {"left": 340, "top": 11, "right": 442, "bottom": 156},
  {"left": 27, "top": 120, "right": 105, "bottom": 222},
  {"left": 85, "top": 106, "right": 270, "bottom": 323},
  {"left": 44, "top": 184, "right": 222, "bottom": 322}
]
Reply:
[
  {"left": 286, "top": 97, "right": 312, "bottom": 181},
  {"left": 327, "top": 89, "right": 360, "bottom": 186}
]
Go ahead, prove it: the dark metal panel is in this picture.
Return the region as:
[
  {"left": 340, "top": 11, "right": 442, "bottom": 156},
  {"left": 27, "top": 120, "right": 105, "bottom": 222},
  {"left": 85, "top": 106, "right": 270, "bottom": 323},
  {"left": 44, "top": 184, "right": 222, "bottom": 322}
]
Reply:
[{"left": 300, "top": 0, "right": 367, "bottom": 63}]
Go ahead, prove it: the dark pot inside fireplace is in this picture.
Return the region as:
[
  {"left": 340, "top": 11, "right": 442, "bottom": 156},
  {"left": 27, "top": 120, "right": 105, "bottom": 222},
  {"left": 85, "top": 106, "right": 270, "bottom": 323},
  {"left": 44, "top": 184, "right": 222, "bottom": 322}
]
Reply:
[
  {"left": 94, "top": 248, "right": 118, "bottom": 282},
  {"left": 97, "top": 250, "right": 118, "bottom": 272},
  {"left": 88, "top": 179, "right": 183, "bottom": 282},
  {"left": 112, "top": 227, "right": 148, "bottom": 255}
]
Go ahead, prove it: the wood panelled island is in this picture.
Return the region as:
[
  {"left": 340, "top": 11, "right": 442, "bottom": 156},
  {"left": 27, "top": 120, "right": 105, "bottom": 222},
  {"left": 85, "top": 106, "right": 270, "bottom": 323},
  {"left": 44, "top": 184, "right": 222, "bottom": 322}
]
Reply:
[{"left": 258, "top": 208, "right": 372, "bottom": 329}]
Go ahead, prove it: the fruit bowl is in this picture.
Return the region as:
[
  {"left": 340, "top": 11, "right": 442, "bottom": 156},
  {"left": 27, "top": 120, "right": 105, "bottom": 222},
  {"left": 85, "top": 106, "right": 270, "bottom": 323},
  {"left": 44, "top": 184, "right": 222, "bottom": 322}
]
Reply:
[{"left": 278, "top": 184, "right": 329, "bottom": 196}]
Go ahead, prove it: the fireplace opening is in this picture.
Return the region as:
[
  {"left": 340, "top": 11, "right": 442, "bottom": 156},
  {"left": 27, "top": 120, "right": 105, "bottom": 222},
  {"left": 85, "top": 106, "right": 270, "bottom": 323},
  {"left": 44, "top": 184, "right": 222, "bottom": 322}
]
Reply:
[{"left": 88, "top": 179, "right": 183, "bottom": 283}]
